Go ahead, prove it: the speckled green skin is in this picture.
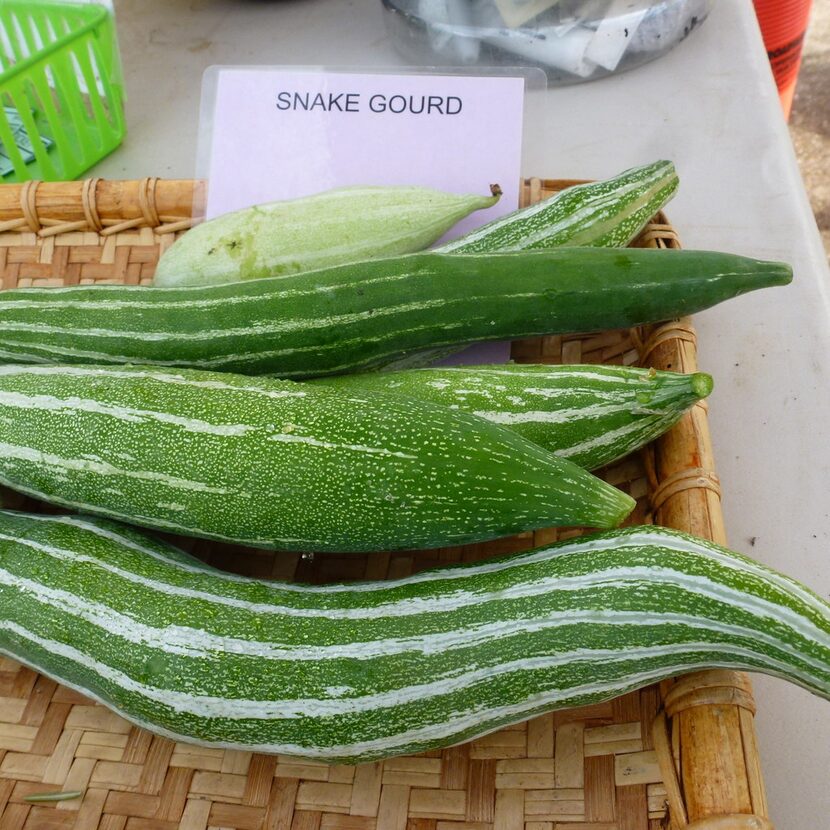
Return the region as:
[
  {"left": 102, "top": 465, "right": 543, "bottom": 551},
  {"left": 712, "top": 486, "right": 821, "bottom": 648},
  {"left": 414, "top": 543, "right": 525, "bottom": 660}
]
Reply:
[
  {"left": 1, "top": 513, "right": 828, "bottom": 763},
  {"left": 0, "top": 249, "right": 792, "bottom": 378},
  {"left": 315, "top": 364, "right": 713, "bottom": 470},
  {"left": 439, "top": 160, "right": 679, "bottom": 253},
  {"left": 0, "top": 364, "right": 634, "bottom": 552},
  {"left": 154, "top": 186, "right": 499, "bottom": 288}
]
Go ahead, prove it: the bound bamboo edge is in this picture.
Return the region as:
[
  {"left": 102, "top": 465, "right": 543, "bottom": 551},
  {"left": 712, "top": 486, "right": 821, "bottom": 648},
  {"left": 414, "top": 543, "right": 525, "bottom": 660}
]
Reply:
[
  {"left": 0, "top": 176, "right": 631, "bottom": 230},
  {"left": 640, "top": 315, "right": 768, "bottom": 823},
  {"left": 0, "top": 177, "right": 772, "bottom": 829},
  {"left": 0, "top": 178, "right": 203, "bottom": 234}
]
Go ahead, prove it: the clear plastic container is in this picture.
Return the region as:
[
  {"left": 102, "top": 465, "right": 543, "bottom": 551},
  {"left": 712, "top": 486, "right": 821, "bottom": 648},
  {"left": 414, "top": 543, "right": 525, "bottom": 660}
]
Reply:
[{"left": 381, "top": 0, "right": 713, "bottom": 85}]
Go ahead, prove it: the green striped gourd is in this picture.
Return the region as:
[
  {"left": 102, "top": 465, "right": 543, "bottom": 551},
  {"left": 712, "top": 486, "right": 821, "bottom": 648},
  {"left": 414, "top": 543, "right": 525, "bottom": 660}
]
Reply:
[
  {"left": 153, "top": 185, "right": 500, "bottom": 288},
  {"left": 315, "top": 364, "right": 713, "bottom": 470},
  {"left": 438, "top": 159, "right": 678, "bottom": 253},
  {"left": 0, "top": 249, "right": 791, "bottom": 378},
  {"left": 1, "top": 511, "right": 828, "bottom": 763},
  {"left": 0, "top": 364, "right": 633, "bottom": 552},
  {"left": 400, "top": 160, "right": 680, "bottom": 369}
]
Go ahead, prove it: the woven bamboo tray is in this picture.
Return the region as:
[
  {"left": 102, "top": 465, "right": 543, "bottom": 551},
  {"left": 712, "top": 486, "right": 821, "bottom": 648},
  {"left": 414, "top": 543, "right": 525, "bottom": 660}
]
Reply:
[{"left": 0, "top": 179, "right": 772, "bottom": 830}]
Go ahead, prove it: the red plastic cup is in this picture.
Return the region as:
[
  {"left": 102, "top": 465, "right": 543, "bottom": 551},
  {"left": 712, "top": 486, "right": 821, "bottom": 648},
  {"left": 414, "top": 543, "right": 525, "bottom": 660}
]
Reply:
[{"left": 753, "top": 0, "right": 814, "bottom": 119}]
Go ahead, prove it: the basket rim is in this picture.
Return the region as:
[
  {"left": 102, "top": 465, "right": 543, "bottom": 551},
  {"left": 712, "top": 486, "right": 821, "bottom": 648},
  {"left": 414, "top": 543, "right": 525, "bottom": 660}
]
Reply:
[{"left": 0, "top": 175, "right": 772, "bottom": 829}]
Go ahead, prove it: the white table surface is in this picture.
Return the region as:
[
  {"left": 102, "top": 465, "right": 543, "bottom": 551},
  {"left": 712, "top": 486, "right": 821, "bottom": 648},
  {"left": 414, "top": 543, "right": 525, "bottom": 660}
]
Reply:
[{"left": 103, "top": 2, "right": 830, "bottom": 827}]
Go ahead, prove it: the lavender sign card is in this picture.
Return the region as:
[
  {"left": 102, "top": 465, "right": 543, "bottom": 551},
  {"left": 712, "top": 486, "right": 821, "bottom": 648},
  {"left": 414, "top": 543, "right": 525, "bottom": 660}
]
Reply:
[{"left": 198, "top": 67, "right": 534, "bottom": 363}]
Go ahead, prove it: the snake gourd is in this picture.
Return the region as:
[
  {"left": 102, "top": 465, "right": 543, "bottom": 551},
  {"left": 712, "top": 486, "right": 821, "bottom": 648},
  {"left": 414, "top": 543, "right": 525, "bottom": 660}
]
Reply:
[
  {"left": 0, "top": 512, "right": 827, "bottom": 763},
  {"left": 438, "top": 159, "right": 678, "bottom": 253},
  {"left": 0, "top": 249, "right": 791, "bottom": 377},
  {"left": 154, "top": 185, "right": 500, "bottom": 288},
  {"left": 314, "top": 363, "right": 713, "bottom": 470},
  {"left": 0, "top": 364, "right": 633, "bottom": 552}
]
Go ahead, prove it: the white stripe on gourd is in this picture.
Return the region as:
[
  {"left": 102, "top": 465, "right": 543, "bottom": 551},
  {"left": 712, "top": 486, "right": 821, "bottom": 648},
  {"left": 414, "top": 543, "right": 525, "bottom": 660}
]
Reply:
[
  {"left": 0, "top": 364, "right": 309, "bottom": 398},
  {"left": 17, "top": 512, "right": 822, "bottom": 616},
  {"left": 3, "top": 554, "right": 826, "bottom": 675},
  {"left": 1, "top": 512, "right": 828, "bottom": 762},
  {"left": 2, "top": 617, "right": 820, "bottom": 724},
  {"left": 0, "top": 296, "right": 462, "bottom": 341}
]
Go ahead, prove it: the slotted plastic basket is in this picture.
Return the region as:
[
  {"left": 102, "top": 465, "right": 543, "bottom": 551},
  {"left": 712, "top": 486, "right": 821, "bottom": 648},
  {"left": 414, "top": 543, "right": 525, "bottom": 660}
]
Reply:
[{"left": 0, "top": 0, "right": 124, "bottom": 182}]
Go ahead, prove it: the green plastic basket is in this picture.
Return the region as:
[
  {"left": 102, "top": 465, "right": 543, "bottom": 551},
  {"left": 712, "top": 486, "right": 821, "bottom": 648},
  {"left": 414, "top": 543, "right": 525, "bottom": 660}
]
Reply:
[{"left": 0, "top": 0, "right": 125, "bottom": 182}]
